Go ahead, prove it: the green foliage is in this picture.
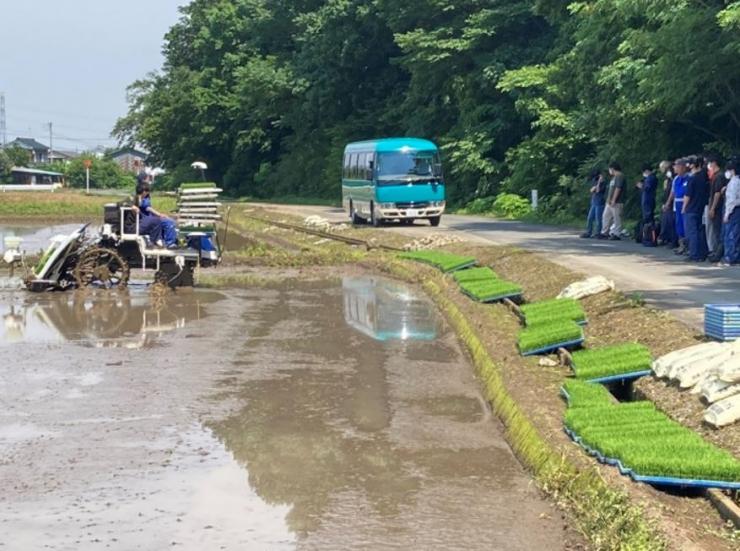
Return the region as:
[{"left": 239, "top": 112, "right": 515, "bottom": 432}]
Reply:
[
  {"left": 517, "top": 321, "right": 584, "bottom": 354},
  {"left": 398, "top": 250, "right": 476, "bottom": 272},
  {"left": 492, "top": 193, "right": 532, "bottom": 219},
  {"left": 565, "top": 381, "right": 740, "bottom": 482},
  {"left": 52, "top": 156, "right": 136, "bottom": 190},
  {"left": 452, "top": 266, "right": 498, "bottom": 284},
  {"left": 458, "top": 277, "right": 522, "bottom": 303},
  {"left": 571, "top": 343, "right": 652, "bottom": 381},
  {"left": 521, "top": 298, "right": 585, "bottom": 326},
  {"left": 116, "top": 0, "right": 740, "bottom": 216}
]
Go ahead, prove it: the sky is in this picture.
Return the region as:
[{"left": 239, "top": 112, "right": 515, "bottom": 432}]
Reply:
[{"left": 0, "top": 0, "right": 185, "bottom": 152}]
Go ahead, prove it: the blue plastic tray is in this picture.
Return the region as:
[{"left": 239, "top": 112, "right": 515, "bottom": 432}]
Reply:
[
  {"left": 564, "top": 427, "right": 740, "bottom": 490},
  {"left": 520, "top": 337, "right": 585, "bottom": 357},
  {"left": 584, "top": 370, "right": 652, "bottom": 384}
]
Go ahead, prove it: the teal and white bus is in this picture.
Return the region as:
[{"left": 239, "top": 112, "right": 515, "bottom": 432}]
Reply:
[{"left": 341, "top": 138, "right": 446, "bottom": 227}]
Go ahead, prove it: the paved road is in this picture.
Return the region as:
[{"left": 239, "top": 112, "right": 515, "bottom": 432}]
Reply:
[{"left": 258, "top": 204, "right": 740, "bottom": 331}]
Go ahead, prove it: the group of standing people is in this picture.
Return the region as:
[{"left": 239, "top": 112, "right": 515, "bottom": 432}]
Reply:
[{"left": 581, "top": 155, "right": 740, "bottom": 266}]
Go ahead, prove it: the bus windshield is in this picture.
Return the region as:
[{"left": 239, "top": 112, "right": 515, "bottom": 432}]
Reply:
[{"left": 376, "top": 150, "right": 443, "bottom": 184}]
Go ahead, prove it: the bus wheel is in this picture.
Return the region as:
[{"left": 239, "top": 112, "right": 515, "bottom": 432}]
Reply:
[
  {"left": 429, "top": 216, "right": 441, "bottom": 227},
  {"left": 350, "top": 202, "right": 363, "bottom": 225},
  {"left": 370, "top": 204, "right": 382, "bottom": 227}
]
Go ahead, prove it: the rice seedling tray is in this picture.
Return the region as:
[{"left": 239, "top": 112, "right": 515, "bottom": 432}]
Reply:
[
  {"left": 570, "top": 343, "right": 652, "bottom": 381},
  {"left": 518, "top": 322, "right": 585, "bottom": 356},
  {"left": 520, "top": 298, "right": 587, "bottom": 327},
  {"left": 460, "top": 283, "right": 523, "bottom": 303},
  {"left": 565, "top": 427, "right": 740, "bottom": 490},
  {"left": 398, "top": 251, "right": 477, "bottom": 273},
  {"left": 452, "top": 267, "right": 498, "bottom": 284}
]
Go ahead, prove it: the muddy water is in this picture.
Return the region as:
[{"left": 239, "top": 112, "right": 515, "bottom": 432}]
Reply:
[
  {"left": 0, "top": 278, "right": 573, "bottom": 550},
  {"left": 0, "top": 223, "right": 83, "bottom": 253}
]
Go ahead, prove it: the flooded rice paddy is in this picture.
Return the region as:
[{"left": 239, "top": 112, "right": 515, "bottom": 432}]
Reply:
[{"left": 0, "top": 275, "right": 572, "bottom": 549}]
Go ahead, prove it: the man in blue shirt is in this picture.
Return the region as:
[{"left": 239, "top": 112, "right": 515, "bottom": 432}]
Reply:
[
  {"left": 682, "top": 156, "right": 710, "bottom": 262},
  {"left": 581, "top": 170, "right": 606, "bottom": 238},
  {"left": 666, "top": 158, "right": 689, "bottom": 254}
]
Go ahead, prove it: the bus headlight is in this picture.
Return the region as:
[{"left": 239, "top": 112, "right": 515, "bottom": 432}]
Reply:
[
  {"left": 431, "top": 201, "right": 446, "bottom": 208},
  {"left": 379, "top": 203, "right": 395, "bottom": 209}
]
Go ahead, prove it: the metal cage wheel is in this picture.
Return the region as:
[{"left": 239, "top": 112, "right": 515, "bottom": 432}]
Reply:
[{"left": 73, "top": 247, "right": 130, "bottom": 289}]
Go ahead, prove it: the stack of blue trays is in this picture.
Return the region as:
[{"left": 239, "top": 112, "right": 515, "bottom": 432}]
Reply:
[{"left": 705, "top": 304, "right": 740, "bottom": 341}]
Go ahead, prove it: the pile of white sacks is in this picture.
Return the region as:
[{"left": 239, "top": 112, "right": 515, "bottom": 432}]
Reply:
[{"left": 653, "top": 341, "right": 740, "bottom": 428}]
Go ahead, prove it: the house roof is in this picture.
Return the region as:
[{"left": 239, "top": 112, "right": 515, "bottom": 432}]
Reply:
[
  {"left": 7, "top": 137, "right": 50, "bottom": 151},
  {"left": 49, "top": 150, "right": 78, "bottom": 160},
  {"left": 111, "top": 148, "right": 148, "bottom": 160},
  {"left": 11, "top": 166, "right": 64, "bottom": 176}
]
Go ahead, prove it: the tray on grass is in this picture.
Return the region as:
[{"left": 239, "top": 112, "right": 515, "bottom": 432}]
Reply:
[
  {"left": 564, "top": 427, "right": 740, "bottom": 490},
  {"left": 520, "top": 338, "right": 584, "bottom": 357}
]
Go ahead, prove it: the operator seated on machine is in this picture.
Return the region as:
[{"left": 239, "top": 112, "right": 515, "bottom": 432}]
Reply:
[{"left": 133, "top": 173, "right": 178, "bottom": 249}]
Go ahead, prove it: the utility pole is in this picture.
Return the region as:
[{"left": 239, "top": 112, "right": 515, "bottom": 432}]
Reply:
[
  {"left": 48, "top": 122, "right": 53, "bottom": 163},
  {"left": 0, "top": 93, "right": 6, "bottom": 147}
]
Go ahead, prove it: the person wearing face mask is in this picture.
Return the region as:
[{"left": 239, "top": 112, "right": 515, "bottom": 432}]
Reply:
[
  {"left": 706, "top": 155, "right": 727, "bottom": 262},
  {"left": 658, "top": 160, "right": 676, "bottom": 247},
  {"left": 681, "top": 155, "right": 709, "bottom": 262},
  {"left": 719, "top": 161, "right": 740, "bottom": 266}
]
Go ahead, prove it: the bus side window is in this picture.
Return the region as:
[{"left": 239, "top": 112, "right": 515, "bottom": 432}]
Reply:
[
  {"left": 351, "top": 154, "right": 359, "bottom": 180},
  {"left": 359, "top": 153, "right": 368, "bottom": 181},
  {"left": 343, "top": 154, "right": 350, "bottom": 179}
]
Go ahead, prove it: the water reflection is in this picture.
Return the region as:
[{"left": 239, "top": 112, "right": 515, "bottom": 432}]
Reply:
[
  {"left": 342, "top": 276, "right": 439, "bottom": 341},
  {"left": 0, "top": 288, "right": 219, "bottom": 348},
  {"left": 0, "top": 224, "right": 82, "bottom": 254}
]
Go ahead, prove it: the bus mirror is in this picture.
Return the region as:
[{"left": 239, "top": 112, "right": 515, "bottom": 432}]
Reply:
[{"left": 368, "top": 160, "right": 374, "bottom": 170}]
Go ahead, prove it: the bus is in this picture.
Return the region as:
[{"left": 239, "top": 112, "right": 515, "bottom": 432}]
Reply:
[{"left": 341, "top": 138, "right": 446, "bottom": 227}]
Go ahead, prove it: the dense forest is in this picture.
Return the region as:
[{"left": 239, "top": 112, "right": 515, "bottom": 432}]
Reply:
[{"left": 114, "top": 0, "right": 740, "bottom": 217}]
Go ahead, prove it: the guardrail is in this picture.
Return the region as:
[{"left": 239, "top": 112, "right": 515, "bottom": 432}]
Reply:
[{"left": 1, "top": 184, "right": 63, "bottom": 192}]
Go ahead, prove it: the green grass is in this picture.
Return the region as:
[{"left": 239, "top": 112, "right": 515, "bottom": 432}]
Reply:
[
  {"left": 521, "top": 298, "right": 586, "bottom": 326},
  {"left": 398, "top": 250, "right": 477, "bottom": 272},
  {"left": 565, "top": 381, "right": 740, "bottom": 482},
  {"left": 0, "top": 190, "right": 177, "bottom": 218},
  {"left": 237, "top": 195, "right": 342, "bottom": 207},
  {"left": 570, "top": 343, "right": 652, "bottom": 380},
  {"left": 518, "top": 321, "right": 584, "bottom": 354},
  {"left": 452, "top": 266, "right": 498, "bottom": 284},
  {"left": 458, "top": 278, "right": 522, "bottom": 302}
]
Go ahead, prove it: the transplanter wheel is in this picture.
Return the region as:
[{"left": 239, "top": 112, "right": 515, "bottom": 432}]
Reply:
[{"left": 73, "top": 247, "right": 130, "bottom": 289}]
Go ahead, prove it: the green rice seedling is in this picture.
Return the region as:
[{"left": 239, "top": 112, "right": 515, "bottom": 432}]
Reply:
[
  {"left": 564, "top": 382, "right": 740, "bottom": 482},
  {"left": 521, "top": 298, "right": 586, "bottom": 326},
  {"left": 517, "top": 321, "right": 583, "bottom": 354},
  {"left": 180, "top": 182, "right": 218, "bottom": 190},
  {"left": 458, "top": 278, "right": 522, "bottom": 302},
  {"left": 571, "top": 343, "right": 652, "bottom": 380},
  {"left": 398, "top": 250, "right": 477, "bottom": 272},
  {"left": 452, "top": 267, "right": 498, "bottom": 284},
  {"left": 561, "top": 380, "right": 613, "bottom": 408}
]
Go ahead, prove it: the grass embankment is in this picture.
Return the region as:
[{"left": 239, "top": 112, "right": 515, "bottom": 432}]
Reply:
[
  {"left": 0, "top": 190, "right": 176, "bottom": 219},
  {"left": 206, "top": 206, "right": 737, "bottom": 549}
]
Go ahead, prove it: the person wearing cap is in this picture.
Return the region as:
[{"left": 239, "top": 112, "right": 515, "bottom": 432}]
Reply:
[
  {"left": 720, "top": 161, "right": 740, "bottom": 266},
  {"left": 682, "top": 155, "right": 709, "bottom": 262},
  {"left": 598, "top": 161, "right": 626, "bottom": 240},
  {"left": 706, "top": 155, "right": 727, "bottom": 261},
  {"left": 667, "top": 158, "right": 689, "bottom": 254}
]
